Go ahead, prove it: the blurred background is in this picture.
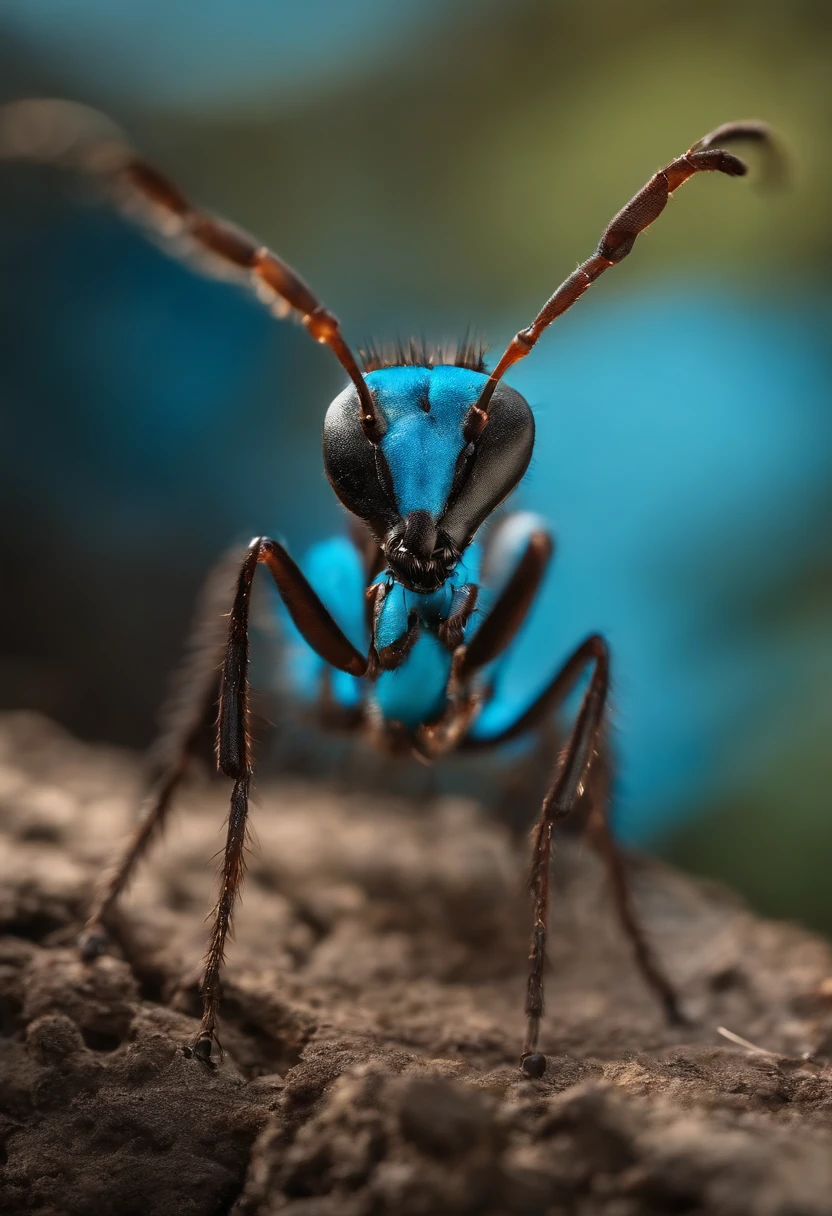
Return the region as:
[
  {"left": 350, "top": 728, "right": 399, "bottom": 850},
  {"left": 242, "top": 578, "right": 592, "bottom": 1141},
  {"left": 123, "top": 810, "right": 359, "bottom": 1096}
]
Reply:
[{"left": 0, "top": 2, "right": 829, "bottom": 929}]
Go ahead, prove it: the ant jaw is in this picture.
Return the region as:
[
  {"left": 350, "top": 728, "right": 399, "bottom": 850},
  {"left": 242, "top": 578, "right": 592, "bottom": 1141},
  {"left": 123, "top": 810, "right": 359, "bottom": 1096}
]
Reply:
[{"left": 383, "top": 525, "right": 460, "bottom": 594}]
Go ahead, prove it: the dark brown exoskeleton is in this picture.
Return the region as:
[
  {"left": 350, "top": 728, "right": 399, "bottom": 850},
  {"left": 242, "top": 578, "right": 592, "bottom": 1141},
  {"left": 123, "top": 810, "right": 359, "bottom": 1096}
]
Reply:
[{"left": 0, "top": 100, "right": 782, "bottom": 1075}]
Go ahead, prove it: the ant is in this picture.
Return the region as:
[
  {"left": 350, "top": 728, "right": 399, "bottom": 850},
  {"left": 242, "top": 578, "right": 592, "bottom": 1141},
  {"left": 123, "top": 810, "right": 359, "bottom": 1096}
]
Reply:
[{"left": 0, "top": 99, "right": 778, "bottom": 1077}]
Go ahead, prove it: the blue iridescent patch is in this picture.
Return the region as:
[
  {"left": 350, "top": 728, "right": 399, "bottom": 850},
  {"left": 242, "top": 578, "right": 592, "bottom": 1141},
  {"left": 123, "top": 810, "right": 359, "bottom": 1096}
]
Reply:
[
  {"left": 368, "top": 365, "right": 489, "bottom": 519},
  {"left": 279, "top": 535, "right": 366, "bottom": 710}
]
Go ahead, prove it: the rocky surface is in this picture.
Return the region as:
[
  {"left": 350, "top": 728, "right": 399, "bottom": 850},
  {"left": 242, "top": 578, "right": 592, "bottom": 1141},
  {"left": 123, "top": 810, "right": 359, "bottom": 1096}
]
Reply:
[{"left": 0, "top": 711, "right": 831, "bottom": 1215}]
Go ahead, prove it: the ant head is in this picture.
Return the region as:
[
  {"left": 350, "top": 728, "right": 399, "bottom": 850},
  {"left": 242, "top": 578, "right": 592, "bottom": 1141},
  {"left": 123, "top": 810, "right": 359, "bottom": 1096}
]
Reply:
[{"left": 323, "top": 364, "right": 534, "bottom": 593}]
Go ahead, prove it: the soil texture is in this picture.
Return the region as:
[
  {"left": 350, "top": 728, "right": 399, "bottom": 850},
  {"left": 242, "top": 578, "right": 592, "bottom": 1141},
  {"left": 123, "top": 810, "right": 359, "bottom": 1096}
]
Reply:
[{"left": 1, "top": 712, "right": 831, "bottom": 1215}]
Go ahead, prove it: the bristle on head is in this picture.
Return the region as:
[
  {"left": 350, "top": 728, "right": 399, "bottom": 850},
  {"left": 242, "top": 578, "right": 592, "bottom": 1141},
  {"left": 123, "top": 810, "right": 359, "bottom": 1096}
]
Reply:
[{"left": 359, "top": 334, "right": 488, "bottom": 374}]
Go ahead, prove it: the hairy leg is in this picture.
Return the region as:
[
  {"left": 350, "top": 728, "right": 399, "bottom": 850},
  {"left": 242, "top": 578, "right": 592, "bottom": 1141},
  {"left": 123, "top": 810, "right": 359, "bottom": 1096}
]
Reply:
[{"left": 193, "top": 537, "right": 367, "bottom": 1060}]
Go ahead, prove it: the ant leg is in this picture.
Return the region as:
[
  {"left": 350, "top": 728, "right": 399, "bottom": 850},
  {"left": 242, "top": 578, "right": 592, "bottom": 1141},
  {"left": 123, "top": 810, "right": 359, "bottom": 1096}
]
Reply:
[
  {"left": 192, "top": 537, "right": 367, "bottom": 1061},
  {"left": 464, "top": 635, "right": 679, "bottom": 1077},
  {"left": 79, "top": 549, "right": 242, "bottom": 959},
  {"left": 414, "top": 514, "right": 555, "bottom": 761},
  {"left": 521, "top": 635, "right": 609, "bottom": 1078},
  {"left": 460, "top": 513, "right": 553, "bottom": 678},
  {"left": 583, "top": 764, "right": 683, "bottom": 1027}
]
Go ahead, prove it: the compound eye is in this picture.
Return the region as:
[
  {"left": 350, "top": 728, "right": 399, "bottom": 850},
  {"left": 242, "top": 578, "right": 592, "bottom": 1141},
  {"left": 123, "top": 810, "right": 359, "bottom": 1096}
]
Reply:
[
  {"left": 323, "top": 385, "right": 401, "bottom": 540},
  {"left": 439, "top": 384, "right": 534, "bottom": 552}
]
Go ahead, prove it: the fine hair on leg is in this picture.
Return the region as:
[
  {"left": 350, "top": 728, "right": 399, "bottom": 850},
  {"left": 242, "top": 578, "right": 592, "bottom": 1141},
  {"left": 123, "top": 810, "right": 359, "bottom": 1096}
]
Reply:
[{"left": 192, "top": 536, "right": 367, "bottom": 1060}]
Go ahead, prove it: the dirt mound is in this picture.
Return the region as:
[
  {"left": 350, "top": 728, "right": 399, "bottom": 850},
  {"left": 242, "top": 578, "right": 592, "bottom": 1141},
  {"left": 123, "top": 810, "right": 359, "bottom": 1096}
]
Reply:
[{"left": 1, "top": 712, "right": 831, "bottom": 1215}]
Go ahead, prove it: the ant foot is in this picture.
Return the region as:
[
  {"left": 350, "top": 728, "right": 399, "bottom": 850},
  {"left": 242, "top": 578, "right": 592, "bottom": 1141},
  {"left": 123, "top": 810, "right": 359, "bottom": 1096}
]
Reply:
[
  {"left": 77, "top": 924, "right": 110, "bottom": 961},
  {"left": 184, "top": 1032, "right": 220, "bottom": 1068},
  {"left": 520, "top": 1052, "right": 547, "bottom": 1079}
]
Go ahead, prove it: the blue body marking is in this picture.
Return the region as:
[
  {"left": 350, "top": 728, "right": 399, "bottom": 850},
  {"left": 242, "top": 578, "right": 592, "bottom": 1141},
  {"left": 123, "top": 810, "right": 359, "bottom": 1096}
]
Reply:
[
  {"left": 280, "top": 535, "right": 366, "bottom": 710},
  {"left": 466, "top": 512, "right": 551, "bottom": 742},
  {"left": 278, "top": 501, "right": 553, "bottom": 737},
  {"left": 280, "top": 540, "right": 484, "bottom": 729},
  {"left": 367, "top": 366, "right": 489, "bottom": 519},
  {"left": 371, "top": 545, "right": 481, "bottom": 727}
]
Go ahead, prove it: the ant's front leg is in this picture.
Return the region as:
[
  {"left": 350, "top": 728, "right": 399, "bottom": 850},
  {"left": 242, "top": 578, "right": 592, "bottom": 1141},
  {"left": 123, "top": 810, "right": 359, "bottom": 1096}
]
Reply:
[{"left": 192, "top": 537, "right": 367, "bottom": 1063}]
